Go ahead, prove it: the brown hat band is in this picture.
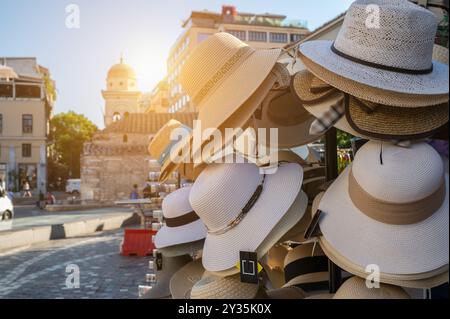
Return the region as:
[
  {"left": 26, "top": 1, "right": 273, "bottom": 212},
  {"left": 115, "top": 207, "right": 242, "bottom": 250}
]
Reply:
[
  {"left": 192, "top": 46, "right": 253, "bottom": 105},
  {"left": 348, "top": 168, "right": 446, "bottom": 225},
  {"left": 165, "top": 211, "right": 200, "bottom": 228}
]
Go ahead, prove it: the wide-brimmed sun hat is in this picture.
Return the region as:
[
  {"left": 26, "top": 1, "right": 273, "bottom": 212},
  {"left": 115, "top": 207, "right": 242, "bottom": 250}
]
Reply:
[
  {"left": 170, "top": 258, "right": 205, "bottom": 299},
  {"left": 333, "top": 276, "right": 410, "bottom": 299},
  {"left": 189, "top": 160, "right": 306, "bottom": 273},
  {"left": 260, "top": 244, "right": 289, "bottom": 289},
  {"left": 158, "top": 239, "right": 205, "bottom": 258},
  {"left": 316, "top": 141, "right": 449, "bottom": 285},
  {"left": 298, "top": 0, "right": 449, "bottom": 107},
  {"left": 190, "top": 274, "right": 261, "bottom": 299},
  {"left": 154, "top": 186, "right": 207, "bottom": 250},
  {"left": 250, "top": 63, "right": 322, "bottom": 148},
  {"left": 282, "top": 243, "right": 329, "bottom": 293},
  {"left": 292, "top": 69, "right": 449, "bottom": 140},
  {"left": 141, "top": 254, "right": 192, "bottom": 299},
  {"left": 148, "top": 119, "right": 204, "bottom": 182},
  {"left": 266, "top": 286, "right": 307, "bottom": 299}
]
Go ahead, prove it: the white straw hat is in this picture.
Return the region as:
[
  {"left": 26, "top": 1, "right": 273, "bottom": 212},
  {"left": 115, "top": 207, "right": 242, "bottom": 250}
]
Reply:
[
  {"left": 190, "top": 274, "right": 261, "bottom": 299},
  {"left": 189, "top": 161, "right": 305, "bottom": 272},
  {"left": 299, "top": 0, "right": 449, "bottom": 106},
  {"left": 155, "top": 186, "right": 207, "bottom": 249},
  {"left": 333, "top": 276, "right": 410, "bottom": 299},
  {"left": 158, "top": 239, "right": 205, "bottom": 258},
  {"left": 317, "top": 141, "right": 449, "bottom": 279},
  {"left": 141, "top": 254, "right": 192, "bottom": 299}
]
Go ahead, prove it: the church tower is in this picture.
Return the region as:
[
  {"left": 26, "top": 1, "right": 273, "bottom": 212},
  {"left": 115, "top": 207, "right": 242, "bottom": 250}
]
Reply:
[{"left": 102, "top": 55, "right": 141, "bottom": 127}]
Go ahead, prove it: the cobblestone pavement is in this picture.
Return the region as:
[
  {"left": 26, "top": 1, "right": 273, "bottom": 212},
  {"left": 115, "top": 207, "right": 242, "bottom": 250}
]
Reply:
[{"left": 0, "top": 229, "right": 151, "bottom": 299}]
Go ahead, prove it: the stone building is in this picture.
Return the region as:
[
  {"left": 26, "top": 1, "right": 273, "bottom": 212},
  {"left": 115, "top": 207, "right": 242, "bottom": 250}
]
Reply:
[{"left": 81, "top": 112, "right": 196, "bottom": 203}]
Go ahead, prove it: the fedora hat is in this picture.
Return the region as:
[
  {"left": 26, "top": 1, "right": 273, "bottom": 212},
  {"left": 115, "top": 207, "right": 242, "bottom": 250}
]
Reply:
[
  {"left": 190, "top": 274, "right": 261, "bottom": 299},
  {"left": 141, "top": 254, "right": 192, "bottom": 299},
  {"left": 292, "top": 70, "right": 449, "bottom": 140},
  {"left": 148, "top": 120, "right": 204, "bottom": 182},
  {"left": 170, "top": 258, "right": 205, "bottom": 299},
  {"left": 266, "top": 286, "right": 306, "bottom": 299},
  {"left": 298, "top": 0, "right": 449, "bottom": 107},
  {"left": 154, "top": 186, "right": 207, "bottom": 250},
  {"left": 180, "top": 32, "right": 281, "bottom": 134},
  {"left": 282, "top": 243, "right": 329, "bottom": 293},
  {"left": 260, "top": 244, "right": 289, "bottom": 289},
  {"left": 189, "top": 160, "right": 307, "bottom": 273},
  {"left": 316, "top": 141, "right": 449, "bottom": 283},
  {"left": 250, "top": 63, "right": 322, "bottom": 148},
  {"left": 333, "top": 276, "right": 410, "bottom": 299}
]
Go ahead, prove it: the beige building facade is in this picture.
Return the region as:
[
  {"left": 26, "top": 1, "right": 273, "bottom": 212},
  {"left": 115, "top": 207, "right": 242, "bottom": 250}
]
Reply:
[
  {"left": 0, "top": 57, "right": 54, "bottom": 194},
  {"left": 166, "top": 5, "right": 310, "bottom": 113}
]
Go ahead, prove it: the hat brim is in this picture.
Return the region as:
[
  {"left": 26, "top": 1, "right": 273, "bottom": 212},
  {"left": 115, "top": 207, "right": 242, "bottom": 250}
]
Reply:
[
  {"left": 155, "top": 219, "right": 207, "bottom": 249},
  {"left": 201, "top": 163, "right": 306, "bottom": 272},
  {"left": 170, "top": 258, "right": 205, "bottom": 299},
  {"left": 158, "top": 239, "right": 205, "bottom": 258},
  {"left": 299, "top": 40, "right": 449, "bottom": 101},
  {"left": 318, "top": 164, "right": 449, "bottom": 277},
  {"left": 198, "top": 48, "right": 281, "bottom": 131},
  {"left": 266, "top": 286, "right": 306, "bottom": 299},
  {"left": 346, "top": 100, "right": 449, "bottom": 141}
]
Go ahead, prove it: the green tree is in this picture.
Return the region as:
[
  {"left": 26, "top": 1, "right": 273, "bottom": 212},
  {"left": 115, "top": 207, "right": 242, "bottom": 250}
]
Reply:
[{"left": 48, "top": 111, "right": 98, "bottom": 182}]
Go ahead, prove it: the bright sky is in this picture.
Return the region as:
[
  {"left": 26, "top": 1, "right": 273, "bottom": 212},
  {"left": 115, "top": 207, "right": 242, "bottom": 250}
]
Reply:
[{"left": 0, "top": 0, "right": 353, "bottom": 128}]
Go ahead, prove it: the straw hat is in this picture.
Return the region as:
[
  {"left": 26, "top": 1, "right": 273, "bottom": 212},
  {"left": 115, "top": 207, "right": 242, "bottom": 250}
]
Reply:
[
  {"left": 190, "top": 274, "right": 261, "bottom": 299},
  {"left": 148, "top": 120, "right": 204, "bottom": 182},
  {"left": 317, "top": 141, "right": 449, "bottom": 282},
  {"left": 250, "top": 63, "right": 322, "bottom": 148},
  {"left": 141, "top": 254, "right": 192, "bottom": 299},
  {"left": 298, "top": 0, "right": 449, "bottom": 107},
  {"left": 189, "top": 160, "right": 307, "bottom": 273},
  {"left": 158, "top": 239, "right": 205, "bottom": 258},
  {"left": 333, "top": 276, "right": 410, "bottom": 299},
  {"left": 180, "top": 32, "right": 281, "bottom": 132},
  {"left": 266, "top": 286, "right": 307, "bottom": 299},
  {"left": 154, "top": 186, "right": 207, "bottom": 250},
  {"left": 282, "top": 243, "right": 329, "bottom": 293},
  {"left": 170, "top": 258, "right": 205, "bottom": 299},
  {"left": 260, "top": 244, "right": 289, "bottom": 289}
]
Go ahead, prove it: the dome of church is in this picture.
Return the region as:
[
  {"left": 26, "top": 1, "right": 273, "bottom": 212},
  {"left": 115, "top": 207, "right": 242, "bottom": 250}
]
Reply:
[{"left": 107, "top": 57, "right": 136, "bottom": 79}]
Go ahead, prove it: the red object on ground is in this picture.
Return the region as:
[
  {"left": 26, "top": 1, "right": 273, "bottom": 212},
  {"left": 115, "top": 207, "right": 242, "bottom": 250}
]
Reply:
[{"left": 121, "top": 229, "right": 157, "bottom": 257}]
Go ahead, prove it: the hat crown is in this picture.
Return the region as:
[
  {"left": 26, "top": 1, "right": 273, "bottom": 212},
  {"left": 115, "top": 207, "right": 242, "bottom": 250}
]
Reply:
[
  {"left": 162, "top": 186, "right": 193, "bottom": 218},
  {"left": 189, "top": 163, "right": 263, "bottom": 231},
  {"left": 352, "top": 141, "right": 444, "bottom": 204},
  {"left": 334, "top": 276, "right": 410, "bottom": 299},
  {"left": 180, "top": 33, "right": 252, "bottom": 104},
  {"left": 334, "top": 0, "right": 437, "bottom": 71}
]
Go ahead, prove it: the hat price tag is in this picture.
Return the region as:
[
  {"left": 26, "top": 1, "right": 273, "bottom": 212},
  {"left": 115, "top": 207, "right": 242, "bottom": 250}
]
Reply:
[
  {"left": 238, "top": 251, "right": 260, "bottom": 284},
  {"left": 155, "top": 252, "right": 163, "bottom": 271},
  {"left": 304, "top": 209, "right": 324, "bottom": 240}
]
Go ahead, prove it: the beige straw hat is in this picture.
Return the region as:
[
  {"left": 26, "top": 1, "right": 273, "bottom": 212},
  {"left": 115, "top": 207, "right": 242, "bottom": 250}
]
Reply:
[
  {"left": 147, "top": 120, "right": 204, "bottom": 182},
  {"left": 141, "top": 254, "right": 192, "bottom": 299},
  {"left": 260, "top": 244, "right": 289, "bottom": 289},
  {"left": 299, "top": 0, "right": 449, "bottom": 107},
  {"left": 316, "top": 141, "right": 449, "bottom": 286},
  {"left": 189, "top": 160, "right": 307, "bottom": 273},
  {"left": 282, "top": 243, "right": 329, "bottom": 293},
  {"left": 170, "top": 258, "right": 205, "bottom": 299},
  {"left": 266, "top": 286, "right": 307, "bottom": 299},
  {"left": 333, "top": 276, "right": 410, "bottom": 299},
  {"left": 190, "top": 274, "right": 261, "bottom": 299},
  {"left": 250, "top": 63, "right": 322, "bottom": 148}
]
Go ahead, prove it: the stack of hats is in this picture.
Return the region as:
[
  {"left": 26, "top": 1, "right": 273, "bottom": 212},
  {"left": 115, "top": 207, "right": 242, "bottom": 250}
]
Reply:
[
  {"left": 291, "top": 0, "right": 449, "bottom": 296},
  {"left": 142, "top": 0, "right": 448, "bottom": 299}
]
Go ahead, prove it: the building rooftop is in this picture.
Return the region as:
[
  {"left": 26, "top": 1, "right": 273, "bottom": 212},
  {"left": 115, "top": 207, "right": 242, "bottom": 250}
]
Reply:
[
  {"left": 102, "top": 112, "right": 197, "bottom": 134},
  {"left": 0, "top": 57, "right": 44, "bottom": 80}
]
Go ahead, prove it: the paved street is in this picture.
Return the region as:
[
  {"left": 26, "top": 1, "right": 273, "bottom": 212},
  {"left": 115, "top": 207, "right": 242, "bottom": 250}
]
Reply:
[{"left": 0, "top": 229, "right": 151, "bottom": 299}]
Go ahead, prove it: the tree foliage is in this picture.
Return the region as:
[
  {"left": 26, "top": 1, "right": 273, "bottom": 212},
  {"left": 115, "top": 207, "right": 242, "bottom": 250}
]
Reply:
[{"left": 48, "top": 111, "right": 98, "bottom": 181}]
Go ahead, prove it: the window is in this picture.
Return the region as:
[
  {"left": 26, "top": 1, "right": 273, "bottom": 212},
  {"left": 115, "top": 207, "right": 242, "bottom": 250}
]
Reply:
[
  {"left": 226, "top": 30, "right": 246, "bottom": 41},
  {"left": 290, "top": 34, "right": 304, "bottom": 43},
  {"left": 18, "top": 163, "right": 37, "bottom": 189},
  {"left": 0, "top": 114, "right": 2, "bottom": 134},
  {"left": 248, "top": 31, "right": 267, "bottom": 42},
  {"left": 112, "top": 112, "right": 121, "bottom": 122},
  {"left": 22, "top": 144, "right": 32, "bottom": 158},
  {"left": 22, "top": 114, "right": 33, "bottom": 133},
  {"left": 270, "top": 32, "right": 288, "bottom": 43}
]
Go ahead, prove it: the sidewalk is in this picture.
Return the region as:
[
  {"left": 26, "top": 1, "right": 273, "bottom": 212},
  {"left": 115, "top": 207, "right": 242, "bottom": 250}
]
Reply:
[{"left": 0, "top": 207, "right": 140, "bottom": 251}]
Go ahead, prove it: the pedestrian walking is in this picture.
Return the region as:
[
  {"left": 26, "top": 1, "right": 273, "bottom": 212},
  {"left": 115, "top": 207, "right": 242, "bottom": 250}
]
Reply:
[
  {"left": 23, "top": 181, "right": 32, "bottom": 198},
  {"left": 130, "top": 184, "right": 139, "bottom": 200}
]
